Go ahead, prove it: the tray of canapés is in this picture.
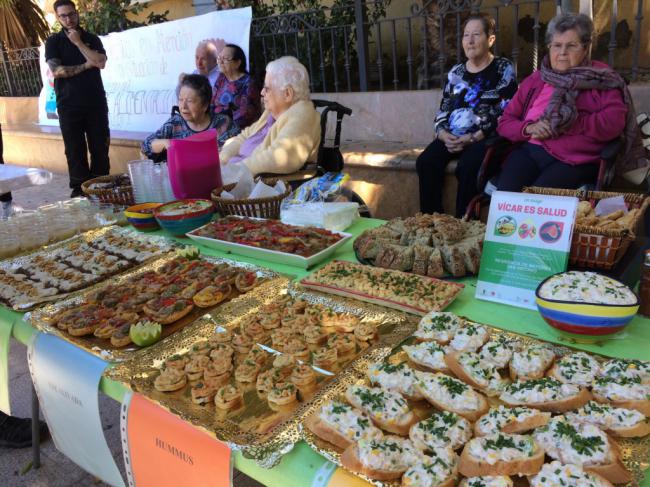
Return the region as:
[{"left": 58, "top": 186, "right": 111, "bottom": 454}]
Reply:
[
  {"left": 300, "top": 260, "right": 464, "bottom": 315},
  {"left": 105, "top": 288, "right": 417, "bottom": 464},
  {"left": 0, "top": 225, "right": 179, "bottom": 310},
  {"left": 28, "top": 250, "right": 277, "bottom": 361},
  {"left": 302, "top": 311, "right": 650, "bottom": 487},
  {"left": 187, "top": 215, "right": 352, "bottom": 269}
]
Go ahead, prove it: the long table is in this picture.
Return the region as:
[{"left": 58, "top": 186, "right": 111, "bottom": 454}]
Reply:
[{"left": 2, "top": 218, "right": 649, "bottom": 487}]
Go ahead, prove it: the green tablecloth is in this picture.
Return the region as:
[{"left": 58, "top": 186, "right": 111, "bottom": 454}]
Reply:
[{"left": 2, "top": 218, "right": 649, "bottom": 487}]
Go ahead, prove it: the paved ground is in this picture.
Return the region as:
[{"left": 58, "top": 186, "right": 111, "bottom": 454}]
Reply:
[{"left": 1, "top": 174, "right": 262, "bottom": 487}]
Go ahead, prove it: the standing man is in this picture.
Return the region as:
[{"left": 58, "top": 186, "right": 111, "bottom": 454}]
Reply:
[{"left": 45, "top": 0, "right": 109, "bottom": 198}]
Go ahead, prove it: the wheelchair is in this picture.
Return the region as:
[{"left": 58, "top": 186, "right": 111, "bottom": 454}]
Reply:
[{"left": 259, "top": 99, "right": 372, "bottom": 218}]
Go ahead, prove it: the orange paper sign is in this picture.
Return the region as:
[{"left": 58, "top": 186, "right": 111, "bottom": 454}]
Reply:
[{"left": 124, "top": 393, "right": 232, "bottom": 487}]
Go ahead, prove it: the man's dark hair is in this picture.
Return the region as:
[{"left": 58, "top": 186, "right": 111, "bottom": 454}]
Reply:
[
  {"left": 180, "top": 74, "right": 212, "bottom": 113},
  {"left": 53, "top": 0, "right": 76, "bottom": 12},
  {"left": 225, "top": 44, "right": 248, "bottom": 74},
  {"left": 462, "top": 12, "right": 496, "bottom": 37}
]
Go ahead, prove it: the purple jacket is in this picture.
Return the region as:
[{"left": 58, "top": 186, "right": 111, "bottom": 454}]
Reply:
[{"left": 497, "top": 61, "right": 628, "bottom": 165}]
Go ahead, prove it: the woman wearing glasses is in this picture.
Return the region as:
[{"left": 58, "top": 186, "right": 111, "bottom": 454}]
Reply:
[
  {"left": 212, "top": 44, "right": 261, "bottom": 132},
  {"left": 496, "top": 12, "right": 633, "bottom": 191}
]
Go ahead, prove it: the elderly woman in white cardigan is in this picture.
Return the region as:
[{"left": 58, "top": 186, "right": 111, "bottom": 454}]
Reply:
[{"left": 219, "top": 56, "right": 321, "bottom": 176}]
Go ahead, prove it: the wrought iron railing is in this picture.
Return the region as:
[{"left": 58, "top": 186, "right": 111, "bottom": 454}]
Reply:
[
  {"left": 0, "top": 45, "right": 42, "bottom": 96},
  {"left": 0, "top": 0, "right": 648, "bottom": 96},
  {"left": 250, "top": 0, "right": 649, "bottom": 92}
]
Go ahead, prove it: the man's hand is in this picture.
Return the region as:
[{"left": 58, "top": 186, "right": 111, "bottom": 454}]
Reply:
[
  {"left": 65, "top": 28, "right": 82, "bottom": 46},
  {"left": 207, "top": 38, "right": 226, "bottom": 54},
  {"left": 525, "top": 120, "right": 553, "bottom": 140}
]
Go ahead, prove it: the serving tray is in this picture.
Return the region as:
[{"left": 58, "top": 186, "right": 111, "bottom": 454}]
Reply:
[
  {"left": 301, "top": 318, "right": 650, "bottom": 487},
  {"left": 105, "top": 284, "right": 418, "bottom": 467},
  {"left": 27, "top": 255, "right": 282, "bottom": 362},
  {"left": 186, "top": 218, "right": 352, "bottom": 269}
]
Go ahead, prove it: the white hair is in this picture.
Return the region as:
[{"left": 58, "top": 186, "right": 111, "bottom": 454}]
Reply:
[
  {"left": 196, "top": 40, "right": 218, "bottom": 59},
  {"left": 266, "top": 56, "right": 311, "bottom": 102}
]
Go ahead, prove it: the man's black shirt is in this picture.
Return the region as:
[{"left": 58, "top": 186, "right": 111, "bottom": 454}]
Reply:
[{"left": 44, "top": 28, "right": 107, "bottom": 108}]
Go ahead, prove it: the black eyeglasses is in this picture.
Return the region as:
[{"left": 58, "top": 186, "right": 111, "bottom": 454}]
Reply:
[{"left": 58, "top": 11, "right": 78, "bottom": 19}]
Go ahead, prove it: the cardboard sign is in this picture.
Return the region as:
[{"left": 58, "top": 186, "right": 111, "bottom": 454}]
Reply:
[
  {"left": 122, "top": 391, "right": 232, "bottom": 487},
  {"left": 0, "top": 317, "right": 14, "bottom": 414},
  {"left": 476, "top": 191, "right": 578, "bottom": 309},
  {"left": 27, "top": 333, "right": 125, "bottom": 487}
]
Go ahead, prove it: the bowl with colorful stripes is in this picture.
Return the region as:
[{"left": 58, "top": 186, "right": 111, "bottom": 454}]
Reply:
[{"left": 535, "top": 271, "right": 638, "bottom": 338}]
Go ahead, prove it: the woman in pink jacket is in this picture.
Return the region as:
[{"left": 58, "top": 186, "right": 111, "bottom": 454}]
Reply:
[{"left": 496, "top": 13, "right": 630, "bottom": 191}]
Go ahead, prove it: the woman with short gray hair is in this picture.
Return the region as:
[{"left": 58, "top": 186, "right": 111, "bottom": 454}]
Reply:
[
  {"left": 496, "top": 12, "right": 636, "bottom": 192},
  {"left": 220, "top": 56, "right": 321, "bottom": 175}
]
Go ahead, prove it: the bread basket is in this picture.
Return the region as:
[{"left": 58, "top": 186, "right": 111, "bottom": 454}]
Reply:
[
  {"left": 523, "top": 187, "right": 649, "bottom": 270},
  {"left": 81, "top": 174, "right": 135, "bottom": 206},
  {"left": 211, "top": 178, "right": 291, "bottom": 219}
]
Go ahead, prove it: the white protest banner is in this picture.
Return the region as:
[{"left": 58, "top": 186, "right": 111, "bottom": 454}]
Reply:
[
  {"left": 38, "top": 7, "right": 252, "bottom": 132},
  {"left": 28, "top": 333, "right": 125, "bottom": 487},
  {"left": 476, "top": 191, "right": 578, "bottom": 310}
]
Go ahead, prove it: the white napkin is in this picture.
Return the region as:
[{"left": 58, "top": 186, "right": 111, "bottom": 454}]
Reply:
[
  {"left": 249, "top": 180, "right": 281, "bottom": 199},
  {"left": 595, "top": 195, "right": 628, "bottom": 216},
  {"left": 221, "top": 163, "right": 254, "bottom": 200}
]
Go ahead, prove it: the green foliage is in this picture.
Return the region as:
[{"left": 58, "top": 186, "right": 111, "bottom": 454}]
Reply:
[{"left": 77, "top": 0, "right": 169, "bottom": 36}]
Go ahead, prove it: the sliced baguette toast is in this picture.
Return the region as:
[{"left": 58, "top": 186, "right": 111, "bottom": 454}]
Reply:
[
  {"left": 345, "top": 385, "right": 418, "bottom": 436},
  {"left": 340, "top": 436, "right": 418, "bottom": 481},
  {"left": 592, "top": 392, "right": 650, "bottom": 417},
  {"left": 414, "top": 371, "right": 489, "bottom": 422},
  {"left": 304, "top": 412, "right": 351, "bottom": 450},
  {"left": 499, "top": 379, "right": 592, "bottom": 413},
  {"left": 474, "top": 406, "right": 551, "bottom": 437},
  {"left": 458, "top": 434, "right": 545, "bottom": 477}
]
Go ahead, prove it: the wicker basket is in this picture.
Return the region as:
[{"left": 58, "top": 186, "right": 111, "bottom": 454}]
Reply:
[
  {"left": 210, "top": 178, "right": 291, "bottom": 219},
  {"left": 81, "top": 174, "right": 135, "bottom": 206},
  {"left": 523, "top": 187, "right": 650, "bottom": 270}
]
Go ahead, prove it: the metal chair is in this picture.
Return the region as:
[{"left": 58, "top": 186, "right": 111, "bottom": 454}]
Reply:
[{"left": 464, "top": 136, "right": 622, "bottom": 220}]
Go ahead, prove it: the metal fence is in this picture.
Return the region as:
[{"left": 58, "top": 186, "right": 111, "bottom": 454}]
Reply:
[
  {"left": 0, "top": 0, "right": 648, "bottom": 96},
  {"left": 250, "top": 0, "right": 649, "bottom": 92},
  {"left": 0, "top": 45, "right": 42, "bottom": 96}
]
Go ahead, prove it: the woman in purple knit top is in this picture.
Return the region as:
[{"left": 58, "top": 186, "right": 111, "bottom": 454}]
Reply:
[{"left": 212, "top": 44, "right": 261, "bottom": 132}]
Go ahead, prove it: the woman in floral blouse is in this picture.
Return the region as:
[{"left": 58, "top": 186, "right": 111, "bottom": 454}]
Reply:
[
  {"left": 212, "top": 44, "right": 261, "bottom": 132},
  {"left": 416, "top": 13, "right": 518, "bottom": 217},
  {"left": 141, "top": 75, "right": 237, "bottom": 159}
]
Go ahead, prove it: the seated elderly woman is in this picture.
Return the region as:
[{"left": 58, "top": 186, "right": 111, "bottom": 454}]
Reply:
[
  {"left": 212, "top": 44, "right": 261, "bottom": 131},
  {"left": 219, "top": 56, "right": 321, "bottom": 176},
  {"left": 496, "top": 12, "right": 631, "bottom": 192},
  {"left": 141, "top": 74, "right": 237, "bottom": 159},
  {"left": 416, "top": 13, "right": 517, "bottom": 217}
]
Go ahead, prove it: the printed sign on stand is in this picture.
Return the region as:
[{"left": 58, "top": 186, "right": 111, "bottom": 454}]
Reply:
[
  {"left": 121, "top": 391, "right": 232, "bottom": 487},
  {"left": 27, "top": 333, "right": 125, "bottom": 487},
  {"left": 0, "top": 317, "right": 15, "bottom": 414},
  {"left": 476, "top": 191, "right": 578, "bottom": 309}
]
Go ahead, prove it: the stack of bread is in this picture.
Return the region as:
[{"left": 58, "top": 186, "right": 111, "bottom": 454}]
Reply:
[
  {"left": 576, "top": 201, "right": 639, "bottom": 231},
  {"left": 354, "top": 213, "right": 486, "bottom": 278}
]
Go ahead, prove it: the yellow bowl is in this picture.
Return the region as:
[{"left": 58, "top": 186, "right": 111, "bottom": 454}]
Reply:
[{"left": 124, "top": 202, "right": 163, "bottom": 231}]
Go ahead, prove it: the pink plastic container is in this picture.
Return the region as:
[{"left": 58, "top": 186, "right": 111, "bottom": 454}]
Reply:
[{"left": 167, "top": 129, "right": 222, "bottom": 200}]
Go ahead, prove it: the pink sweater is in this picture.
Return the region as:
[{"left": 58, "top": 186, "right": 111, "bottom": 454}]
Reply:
[{"left": 497, "top": 61, "right": 627, "bottom": 165}]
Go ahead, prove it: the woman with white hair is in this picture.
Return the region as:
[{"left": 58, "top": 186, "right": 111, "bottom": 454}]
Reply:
[{"left": 220, "top": 56, "right": 321, "bottom": 175}]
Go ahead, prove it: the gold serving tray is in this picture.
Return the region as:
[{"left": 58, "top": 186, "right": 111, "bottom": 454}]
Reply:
[
  {"left": 301, "top": 321, "right": 650, "bottom": 487},
  {"left": 105, "top": 284, "right": 419, "bottom": 467},
  {"left": 1, "top": 225, "right": 180, "bottom": 311},
  {"left": 27, "top": 255, "right": 283, "bottom": 362}
]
